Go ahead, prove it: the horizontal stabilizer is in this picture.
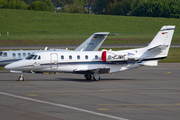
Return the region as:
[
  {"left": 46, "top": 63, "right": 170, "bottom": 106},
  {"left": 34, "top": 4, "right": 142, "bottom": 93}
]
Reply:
[
  {"left": 139, "top": 61, "right": 158, "bottom": 66},
  {"left": 148, "top": 45, "right": 168, "bottom": 51}
]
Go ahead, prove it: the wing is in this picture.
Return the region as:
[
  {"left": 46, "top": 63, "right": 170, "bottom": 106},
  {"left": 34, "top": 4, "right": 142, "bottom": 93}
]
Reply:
[{"left": 73, "top": 67, "right": 110, "bottom": 74}]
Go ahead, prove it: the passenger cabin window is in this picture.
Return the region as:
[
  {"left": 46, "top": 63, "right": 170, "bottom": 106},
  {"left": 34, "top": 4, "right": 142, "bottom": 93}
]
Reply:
[
  {"left": 12, "top": 53, "right": 16, "bottom": 57},
  {"left": 18, "top": 53, "right": 21, "bottom": 58},
  {"left": 69, "top": 55, "right": 72, "bottom": 59},
  {"left": 26, "top": 54, "right": 35, "bottom": 60},
  {"left": 23, "top": 53, "right": 26, "bottom": 57},
  {"left": 61, "top": 55, "right": 64, "bottom": 59},
  {"left": 85, "top": 55, "right": 88, "bottom": 59},
  {"left": 3, "top": 52, "right": 7, "bottom": 57},
  {"left": 0, "top": 52, "right": 3, "bottom": 57},
  {"left": 95, "top": 55, "right": 98, "bottom": 59},
  {"left": 77, "top": 55, "right": 80, "bottom": 59}
]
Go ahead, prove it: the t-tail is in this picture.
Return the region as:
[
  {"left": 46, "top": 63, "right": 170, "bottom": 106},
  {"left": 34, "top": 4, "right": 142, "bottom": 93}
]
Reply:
[
  {"left": 101, "top": 25, "right": 175, "bottom": 67},
  {"left": 140, "top": 25, "right": 175, "bottom": 63},
  {"left": 74, "top": 32, "right": 117, "bottom": 51}
]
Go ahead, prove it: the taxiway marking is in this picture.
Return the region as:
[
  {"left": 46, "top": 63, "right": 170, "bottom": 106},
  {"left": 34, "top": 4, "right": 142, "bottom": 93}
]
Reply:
[
  {"left": 118, "top": 108, "right": 180, "bottom": 111},
  {"left": 27, "top": 94, "right": 38, "bottom": 96},
  {"left": 97, "top": 108, "right": 108, "bottom": 110},
  {"left": 45, "top": 92, "right": 180, "bottom": 96},
  {"left": 99, "top": 103, "right": 180, "bottom": 106},
  {"left": 0, "top": 92, "right": 128, "bottom": 120},
  {"left": 31, "top": 87, "right": 180, "bottom": 93}
]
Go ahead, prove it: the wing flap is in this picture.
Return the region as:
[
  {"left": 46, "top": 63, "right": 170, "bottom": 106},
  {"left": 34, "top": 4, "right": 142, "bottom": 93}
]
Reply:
[{"left": 73, "top": 67, "right": 110, "bottom": 74}]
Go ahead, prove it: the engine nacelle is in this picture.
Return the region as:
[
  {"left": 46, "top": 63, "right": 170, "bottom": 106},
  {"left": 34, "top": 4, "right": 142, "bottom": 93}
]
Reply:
[{"left": 101, "top": 51, "right": 138, "bottom": 62}]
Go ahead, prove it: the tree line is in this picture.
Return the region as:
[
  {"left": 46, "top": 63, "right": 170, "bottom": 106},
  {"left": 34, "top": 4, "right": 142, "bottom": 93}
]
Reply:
[
  {"left": 130, "top": 0, "right": 180, "bottom": 18},
  {"left": 0, "top": 0, "right": 180, "bottom": 18},
  {"left": 94, "top": 0, "right": 180, "bottom": 18},
  {"left": 0, "top": 0, "right": 54, "bottom": 11}
]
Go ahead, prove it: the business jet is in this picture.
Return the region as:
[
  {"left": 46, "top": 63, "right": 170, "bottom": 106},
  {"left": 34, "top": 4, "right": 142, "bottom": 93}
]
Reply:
[
  {"left": 0, "top": 32, "right": 114, "bottom": 66},
  {"left": 5, "top": 25, "right": 175, "bottom": 81}
]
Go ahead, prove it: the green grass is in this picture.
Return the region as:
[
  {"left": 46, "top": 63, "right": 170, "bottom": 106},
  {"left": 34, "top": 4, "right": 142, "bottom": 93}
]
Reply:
[
  {"left": 160, "top": 48, "right": 180, "bottom": 63},
  {"left": 0, "top": 9, "right": 180, "bottom": 45}
]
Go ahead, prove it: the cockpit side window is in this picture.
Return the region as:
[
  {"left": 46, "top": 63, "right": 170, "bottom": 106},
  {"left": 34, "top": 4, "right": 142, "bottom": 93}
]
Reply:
[
  {"left": 38, "top": 56, "right": 41, "bottom": 60},
  {"left": 0, "top": 52, "right": 3, "bottom": 57},
  {"left": 26, "top": 54, "right": 35, "bottom": 60}
]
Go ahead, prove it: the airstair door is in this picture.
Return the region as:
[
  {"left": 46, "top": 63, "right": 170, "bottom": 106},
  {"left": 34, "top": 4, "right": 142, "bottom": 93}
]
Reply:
[{"left": 50, "top": 53, "right": 58, "bottom": 69}]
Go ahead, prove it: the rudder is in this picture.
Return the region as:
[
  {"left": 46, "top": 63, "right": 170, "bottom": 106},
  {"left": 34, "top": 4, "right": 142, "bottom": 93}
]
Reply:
[{"left": 147, "top": 25, "right": 175, "bottom": 57}]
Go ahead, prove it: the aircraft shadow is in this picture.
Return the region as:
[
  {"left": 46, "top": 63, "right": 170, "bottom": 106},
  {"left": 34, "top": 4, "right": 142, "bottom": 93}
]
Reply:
[
  {"left": 55, "top": 77, "right": 135, "bottom": 82},
  {"left": 0, "top": 78, "right": 135, "bottom": 82}
]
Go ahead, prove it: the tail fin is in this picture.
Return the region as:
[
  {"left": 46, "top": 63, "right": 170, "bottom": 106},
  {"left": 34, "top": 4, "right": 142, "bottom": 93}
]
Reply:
[
  {"left": 74, "top": 32, "right": 117, "bottom": 51},
  {"left": 147, "top": 26, "right": 175, "bottom": 58},
  {"left": 139, "top": 25, "right": 175, "bottom": 66},
  {"left": 147, "top": 25, "right": 175, "bottom": 57}
]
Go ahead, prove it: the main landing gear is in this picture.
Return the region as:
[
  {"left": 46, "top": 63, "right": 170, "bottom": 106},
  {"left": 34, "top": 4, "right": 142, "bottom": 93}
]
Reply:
[{"left": 84, "top": 73, "right": 100, "bottom": 81}]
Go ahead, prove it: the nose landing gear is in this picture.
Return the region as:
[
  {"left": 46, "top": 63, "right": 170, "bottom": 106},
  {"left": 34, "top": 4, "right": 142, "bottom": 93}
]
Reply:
[{"left": 17, "top": 74, "right": 26, "bottom": 81}]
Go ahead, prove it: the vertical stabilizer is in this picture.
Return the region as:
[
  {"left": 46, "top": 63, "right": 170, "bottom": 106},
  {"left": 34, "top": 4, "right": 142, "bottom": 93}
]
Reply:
[
  {"left": 146, "top": 25, "right": 175, "bottom": 58},
  {"left": 148, "top": 26, "right": 175, "bottom": 49},
  {"left": 74, "top": 32, "right": 117, "bottom": 51}
]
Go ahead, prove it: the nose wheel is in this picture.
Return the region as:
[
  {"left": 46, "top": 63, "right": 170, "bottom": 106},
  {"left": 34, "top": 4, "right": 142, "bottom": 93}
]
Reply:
[{"left": 17, "top": 75, "right": 26, "bottom": 81}]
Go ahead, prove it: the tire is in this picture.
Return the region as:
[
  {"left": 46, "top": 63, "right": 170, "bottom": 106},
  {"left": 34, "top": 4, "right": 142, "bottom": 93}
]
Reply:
[
  {"left": 84, "top": 74, "right": 92, "bottom": 80},
  {"left": 93, "top": 76, "right": 100, "bottom": 81}
]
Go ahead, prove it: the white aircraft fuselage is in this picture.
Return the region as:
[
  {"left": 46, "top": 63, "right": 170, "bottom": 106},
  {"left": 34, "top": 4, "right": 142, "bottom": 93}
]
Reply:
[
  {"left": 0, "top": 49, "right": 72, "bottom": 66},
  {"left": 4, "top": 25, "right": 175, "bottom": 81},
  {"left": 3, "top": 50, "right": 138, "bottom": 73}
]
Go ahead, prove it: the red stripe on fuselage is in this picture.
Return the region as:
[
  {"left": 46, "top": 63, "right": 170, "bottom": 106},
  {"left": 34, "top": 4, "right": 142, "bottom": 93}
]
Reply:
[{"left": 101, "top": 51, "right": 106, "bottom": 62}]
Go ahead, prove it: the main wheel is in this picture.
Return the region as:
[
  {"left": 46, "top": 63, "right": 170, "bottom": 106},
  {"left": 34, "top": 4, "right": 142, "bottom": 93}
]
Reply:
[
  {"left": 84, "top": 74, "right": 92, "bottom": 80},
  {"left": 93, "top": 76, "right": 100, "bottom": 81}
]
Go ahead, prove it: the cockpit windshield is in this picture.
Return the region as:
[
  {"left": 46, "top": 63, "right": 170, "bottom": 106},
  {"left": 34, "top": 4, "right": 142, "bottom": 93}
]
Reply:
[
  {"left": 0, "top": 52, "right": 3, "bottom": 57},
  {"left": 33, "top": 55, "right": 38, "bottom": 60},
  {"left": 26, "top": 54, "right": 35, "bottom": 60}
]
